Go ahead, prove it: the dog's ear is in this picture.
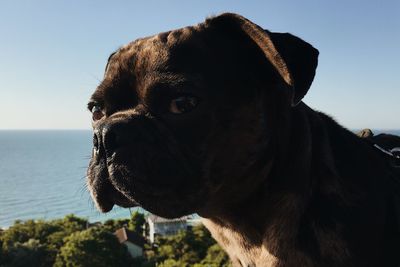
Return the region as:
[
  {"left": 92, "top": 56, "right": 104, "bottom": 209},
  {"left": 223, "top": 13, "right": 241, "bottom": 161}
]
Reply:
[{"left": 206, "top": 13, "right": 319, "bottom": 106}]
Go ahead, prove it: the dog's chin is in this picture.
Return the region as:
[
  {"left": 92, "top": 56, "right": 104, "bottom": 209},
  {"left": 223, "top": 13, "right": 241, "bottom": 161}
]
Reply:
[
  {"left": 113, "top": 179, "right": 203, "bottom": 219},
  {"left": 87, "top": 164, "right": 139, "bottom": 213},
  {"left": 131, "top": 190, "right": 201, "bottom": 219},
  {"left": 90, "top": 180, "right": 140, "bottom": 213},
  {"left": 93, "top": 194, "right": 137, "bottom": 213},
  {"left": 102, "top": 158, "right": 206, "bottom": 218},
  {"left": 89, "top": 172, "right": 204, "bottom": 218}
]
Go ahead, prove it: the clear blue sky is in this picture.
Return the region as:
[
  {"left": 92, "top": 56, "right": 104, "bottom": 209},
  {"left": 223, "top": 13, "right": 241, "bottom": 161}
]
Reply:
[{"left": 0, "top": 0, "right": 399, "bottom": 129}]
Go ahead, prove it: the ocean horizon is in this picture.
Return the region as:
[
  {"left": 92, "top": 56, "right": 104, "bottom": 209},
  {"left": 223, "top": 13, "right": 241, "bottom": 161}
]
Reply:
[
  {"left": 1, "top": 129, "right": 399, "bottom": 228},
  {"left": 0, "top": 130, "right": 141, "bottom": 228}
]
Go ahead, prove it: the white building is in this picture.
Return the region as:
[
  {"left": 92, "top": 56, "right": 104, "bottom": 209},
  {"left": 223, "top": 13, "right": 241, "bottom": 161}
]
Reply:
[
  {"left": 114, "top": 227, "right": 145, "bottom": 258},
  {"left": 147, "top": 215, "right": 189, "bottom": 243}
]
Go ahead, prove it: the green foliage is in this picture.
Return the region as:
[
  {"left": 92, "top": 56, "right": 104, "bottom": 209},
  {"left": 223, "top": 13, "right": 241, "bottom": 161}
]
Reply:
[
  {"left": 128, "top": 211, "right": 145, "bottom": 235},
  {"left": 157, "top": 258, "right": 184, "bottom": 267},
  {"left": 1, "top": 220, "right": 42, "bottom": 248},
  {"left": 200, "top": 243, "right": 231, "bottom": 267},
  {"left": 148, "top": 224, "right": 230, "bottom": 267},
  {"left": 102, "top": 218, "right": 129, "bottom": 232},
  {"left": 0, "top": 215, "right": 88, "bottom": 266},
  {"left": 1, "top": 215, "right": 87, "bottom": 250},
  {"left": 1, "top": 221, "right": 56, "bottom": 266},
  {"left": 1, "top": 238, "right": 51, "bottom": 267},
  {"left": 0, "top": 214, "right": 231, "bottom": 267},
  {"left": 54, "top": 227, "right": 132, "bottom": 267}
]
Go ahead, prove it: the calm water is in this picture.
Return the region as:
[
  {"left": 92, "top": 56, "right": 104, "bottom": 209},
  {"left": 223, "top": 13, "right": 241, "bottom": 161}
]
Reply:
[
  {"left": 0, "top": 129, "right": 399, "bottom": 228},
  {"left": 0, "top": 130, "right": 134, "bottom": 228}
]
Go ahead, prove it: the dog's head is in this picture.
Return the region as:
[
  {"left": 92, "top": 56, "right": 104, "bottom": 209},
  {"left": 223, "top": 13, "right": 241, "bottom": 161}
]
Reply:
[{"left": 86, "top": 13, "right": 319, "bottom": 218}]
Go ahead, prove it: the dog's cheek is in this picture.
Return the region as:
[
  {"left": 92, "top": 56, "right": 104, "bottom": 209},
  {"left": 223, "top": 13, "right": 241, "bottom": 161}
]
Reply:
[{"left": 201, "top": 105, "right": 268, "bottom": 190}]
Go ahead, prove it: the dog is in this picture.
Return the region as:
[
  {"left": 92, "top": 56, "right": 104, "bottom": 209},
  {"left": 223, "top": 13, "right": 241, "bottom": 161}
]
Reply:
[{"left": 86, "top": 13, "right": 400, "bottom": 267}]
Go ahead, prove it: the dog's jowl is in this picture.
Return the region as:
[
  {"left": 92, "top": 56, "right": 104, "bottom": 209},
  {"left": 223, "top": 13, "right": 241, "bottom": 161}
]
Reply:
[{"left": 87, "top": 13, "right": 400, "bottom": 267}]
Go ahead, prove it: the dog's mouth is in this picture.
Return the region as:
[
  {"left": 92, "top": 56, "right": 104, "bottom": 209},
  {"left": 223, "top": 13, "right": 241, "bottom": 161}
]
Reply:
[
  {"left": 91, "top": 184, "right": 139, "bottom": 213},
  {"left": 87, "top": 148, "right": 205, "bottom": 218},
  {"left": 91, "top": 185, "right": 140, "bottom": 213},
  {"left": 86, "top": 114, "right": 208, "bottom": 218},
  {"left": 87, "top": 160, "right": 140, "bottom": 213}
]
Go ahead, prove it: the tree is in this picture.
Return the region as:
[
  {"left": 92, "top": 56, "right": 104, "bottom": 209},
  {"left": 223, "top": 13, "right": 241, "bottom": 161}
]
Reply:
[
  {"left": 54, "top": 227, "right": 133, "bottom": 267},
  {"left": 0, "top": 215, "right": 89, "bottom": 266},
  {"left": 0, "top": 214, "right": 231, "bottom": 266},
  {"left": 128, "top": 211, "right": 145, "bottom": 235},
  {"left": 102, "top": 218, "right": 130, "bottom": 232},
  {"left": 0, "top": 220, "right": 58, "bottom": 266},
  {"left": 157, "top": 258, "right": 185, "bottom": 267},
  {"left": 0, "top": 238, "right": 50, "bottom": 267},
  {"left": 201, "top": 243, "right": 231, "bottom": 267},
  {"left": 148, "top": 224, "right": 227, "bottom": 266},
  {"left": 1, "top": 220, "right": 41, "bottom": 248}
]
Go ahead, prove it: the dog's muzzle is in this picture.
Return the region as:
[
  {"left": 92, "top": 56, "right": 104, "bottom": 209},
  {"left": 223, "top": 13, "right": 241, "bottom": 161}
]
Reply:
[{"left": 89, "top": 119, "right": 139, "bottom": 212}]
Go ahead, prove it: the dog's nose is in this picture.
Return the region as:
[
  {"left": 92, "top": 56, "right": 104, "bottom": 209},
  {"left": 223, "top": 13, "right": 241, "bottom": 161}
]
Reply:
[
  {"left": 93, "top": 129, "right": 105, "bottom": 157},
  {"left": 93, "top": 122, "right": 124, "bottom": 158},
  {"left": 101, "top": 122, "right": 130, "bottom": 157},
  {"left": 103, "top": 124, "right": 119, "bottom": 155},
  {"left": 93, "top": 132, "right": 100, "bottom": 152}
]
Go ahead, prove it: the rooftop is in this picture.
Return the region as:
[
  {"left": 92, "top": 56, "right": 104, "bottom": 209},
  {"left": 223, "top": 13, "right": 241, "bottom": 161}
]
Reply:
[{"left": 114, "top": 227, "right": 145, "bottom": 247}]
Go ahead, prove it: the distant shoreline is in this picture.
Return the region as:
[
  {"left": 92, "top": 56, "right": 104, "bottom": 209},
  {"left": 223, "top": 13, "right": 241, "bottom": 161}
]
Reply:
[{"left": 0, "top": 129, "right": 399, "bottom": 228}]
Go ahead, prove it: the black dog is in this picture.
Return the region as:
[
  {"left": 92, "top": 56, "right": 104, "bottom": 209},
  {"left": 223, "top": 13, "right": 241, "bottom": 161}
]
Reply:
[{"left": 87, "top": 13, "right": 400, "bottom": 266}]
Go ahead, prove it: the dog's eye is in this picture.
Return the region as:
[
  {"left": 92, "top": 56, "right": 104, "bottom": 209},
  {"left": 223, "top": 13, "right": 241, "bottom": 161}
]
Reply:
[
  {"left": 169, "top": 96, "right": 198, "bottom": 114},
  {"left": 91, "top": 105, "right": 104, "bottom": 121}
]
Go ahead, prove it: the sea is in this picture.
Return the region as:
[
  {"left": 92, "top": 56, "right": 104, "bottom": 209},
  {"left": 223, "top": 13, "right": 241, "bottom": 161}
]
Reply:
[
  {"left": 0, "top": 130, "right": 135, "bottom": 228},
  {"left": 0, "top": 129, "right": 399, "bottom": 228}
]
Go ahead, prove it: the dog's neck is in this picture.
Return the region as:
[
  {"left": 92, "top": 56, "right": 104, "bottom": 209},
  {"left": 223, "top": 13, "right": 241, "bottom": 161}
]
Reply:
[{"left": 200, "top": 103, "right": 346, "bottom": 266}]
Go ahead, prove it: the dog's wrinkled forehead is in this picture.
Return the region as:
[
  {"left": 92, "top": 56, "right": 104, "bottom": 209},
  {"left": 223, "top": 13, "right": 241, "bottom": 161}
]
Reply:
[
  {"left": 92, "top": 13, "right": 319, "bottom": 112},
  {"left": 89, "top": 25, "right": 212, "bottom": 115},
  {"left": 101, "top": 26, "right": 204, "bottom": 99}
]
